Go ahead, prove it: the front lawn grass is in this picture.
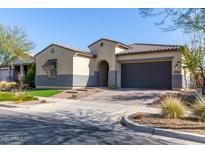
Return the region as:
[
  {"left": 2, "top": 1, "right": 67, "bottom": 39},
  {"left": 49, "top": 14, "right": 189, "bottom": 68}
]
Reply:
[{"left": 27, "top": 89, "right": 63, "bottom": 97}]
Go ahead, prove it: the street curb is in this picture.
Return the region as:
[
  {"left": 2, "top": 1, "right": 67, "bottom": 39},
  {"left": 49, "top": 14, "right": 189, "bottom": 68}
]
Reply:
[{"left": 121, "top": 113, "right": 205, "bottom": 144}]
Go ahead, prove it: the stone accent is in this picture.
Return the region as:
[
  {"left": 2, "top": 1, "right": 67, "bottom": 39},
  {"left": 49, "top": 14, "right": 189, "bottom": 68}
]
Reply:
[
  {"left": 35, "top": 75, "right": 73, "bottom": 87},
  {"left": 35, "top": 73, "right": 99, "bottom": 88},
  {"left": 108, "top": 71, "right": 117, "bottom": 87}
]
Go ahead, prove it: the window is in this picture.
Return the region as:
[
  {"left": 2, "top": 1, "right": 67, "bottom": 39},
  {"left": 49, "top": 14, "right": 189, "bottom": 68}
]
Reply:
[{"left": 42, "top": 59, "right": 57, "bottom": 78}]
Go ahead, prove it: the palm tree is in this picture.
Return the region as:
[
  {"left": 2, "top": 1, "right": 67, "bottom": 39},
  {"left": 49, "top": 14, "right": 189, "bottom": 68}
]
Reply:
[
  {"left": 181, "top": 36, "right": 205, "bottom": 93},
  {"left": 181, "top": 45, "right": 201, "bottom": 88}
]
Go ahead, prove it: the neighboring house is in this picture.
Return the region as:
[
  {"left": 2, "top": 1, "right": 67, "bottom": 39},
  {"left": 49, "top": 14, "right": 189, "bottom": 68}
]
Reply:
[
  {"left": 35, "top": 38, "right": 191, "bottom": 90},
  {"left": 0, "top": 57, "right": 35, "bottom": 82}
]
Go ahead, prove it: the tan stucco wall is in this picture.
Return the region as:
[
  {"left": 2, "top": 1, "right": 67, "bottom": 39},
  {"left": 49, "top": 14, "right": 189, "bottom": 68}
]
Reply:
[
  {"left": 89, "top": 40, "right": 117, "bottom": 71},
  {"left": 73, "top": 55, "right": 95, "bottom": 76},
  {"left": 35, "top": 46, "right": 74, "bottom": 75}
]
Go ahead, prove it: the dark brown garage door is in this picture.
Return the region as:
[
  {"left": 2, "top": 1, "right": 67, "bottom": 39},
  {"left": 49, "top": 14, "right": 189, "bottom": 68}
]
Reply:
[{"left": 121, "top": 61, "right": 172, "bottom": 89}]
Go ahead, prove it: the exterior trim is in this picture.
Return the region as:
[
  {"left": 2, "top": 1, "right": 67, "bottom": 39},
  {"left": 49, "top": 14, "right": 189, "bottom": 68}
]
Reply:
[
  {"left": 129, "top": 43, "right": 181, "bottom": 46},
  {"left": 35, "top": 44, "right": 94, "bottom": 58},
  {"left": 118, "top": 56, "right": 174, "bottom": 64},
  {"left": 116, "top": 49, "right": 181, "bottom": 56},
  {"left": 88, "top": 38, "right": 130, "bottom": 48},
  {"left": 172, "top": 74, "right": 183, "bottom": 89}
]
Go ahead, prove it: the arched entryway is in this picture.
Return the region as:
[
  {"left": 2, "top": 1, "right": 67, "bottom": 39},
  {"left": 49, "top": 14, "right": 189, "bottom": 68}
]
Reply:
[{"left": 98, "top": 60, "right": 109, "bottom": 87}]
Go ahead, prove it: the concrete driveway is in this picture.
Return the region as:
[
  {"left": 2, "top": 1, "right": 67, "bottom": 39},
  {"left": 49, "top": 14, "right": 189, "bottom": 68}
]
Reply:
[
  {"left": 0, "top": 90, "right": 201, "bottom": 145},
  {"left": 81, "top": 89, "right": 175, "bottom": 105}
]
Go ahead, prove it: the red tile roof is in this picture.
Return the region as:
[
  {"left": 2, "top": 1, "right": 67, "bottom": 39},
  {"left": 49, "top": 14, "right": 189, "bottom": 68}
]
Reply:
[{"left": 116, "top": 43, "right": 182, "bottom": 55}]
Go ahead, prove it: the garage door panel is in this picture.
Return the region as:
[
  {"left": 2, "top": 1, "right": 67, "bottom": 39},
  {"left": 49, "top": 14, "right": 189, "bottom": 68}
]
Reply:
[{"left": 121, "top": 61, "right": 172, "bottom": 89}]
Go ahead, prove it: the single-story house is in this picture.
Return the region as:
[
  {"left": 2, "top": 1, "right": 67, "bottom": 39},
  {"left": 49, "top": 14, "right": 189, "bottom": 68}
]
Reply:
[
  {"left": 34, "top": 38, "right": 191, "bottom": 90},
  {"left": 0, "top": 57, "right": 35, "bottom": 82}
]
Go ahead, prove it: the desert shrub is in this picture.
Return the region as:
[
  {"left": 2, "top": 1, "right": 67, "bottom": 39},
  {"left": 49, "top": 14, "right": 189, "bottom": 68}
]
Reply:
[
  {"left": 15, "top": 92, "right": 38, "bottom": 102},
  {"left": 7, "top": 82, "right": 17, "bottom": 89},
  {"left": 160, "top": 92, "right": 198, "bottom": 106},
  {"left": 0, "top": 92, "right": 38, "bottom": 102},
  {"left": 160, "top": 96, "right": 185, "bottom": 118},
  {"left": 24, "top": 64, "right": 36, "bottom": 88},
  {"left": 0, "top": 81, "right": 7, "bottom": 90},
  {"left": 193, "top": 99, "right": 205, "bottom": 121},
  {"left": 0, "top": 81, "right": 17, "bottom": 91}
]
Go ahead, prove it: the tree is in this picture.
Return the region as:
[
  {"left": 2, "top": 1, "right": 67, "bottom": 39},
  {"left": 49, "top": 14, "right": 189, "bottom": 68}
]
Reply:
[
  {"left": 24, "top": 64, "right": 36, "bottom": 88},
  {"left": 181, "top": 33, "right": 205, "bottom": 92},
  {"left": 0, "top": 24, "right": 35, "bottom": 67},
  {"left": 139, "top": 8, "right": 205, "bottom": 33},
  {"left": 140, "top": 9, "right": 205, "bottom": 93}
]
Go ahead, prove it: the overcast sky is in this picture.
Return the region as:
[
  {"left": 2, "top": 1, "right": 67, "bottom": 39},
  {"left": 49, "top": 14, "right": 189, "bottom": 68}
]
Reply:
[{"left": 0, "top": 9, "right": 186, "bottom": 54}]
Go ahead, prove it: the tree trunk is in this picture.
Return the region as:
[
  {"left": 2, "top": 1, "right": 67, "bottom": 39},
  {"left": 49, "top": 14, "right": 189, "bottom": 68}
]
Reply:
[
  {"left": 192, "top": 71, "right": 200, "bottom": 89},
  {"left": 199, "top": 66, "right": 205, "bottom": 94}
]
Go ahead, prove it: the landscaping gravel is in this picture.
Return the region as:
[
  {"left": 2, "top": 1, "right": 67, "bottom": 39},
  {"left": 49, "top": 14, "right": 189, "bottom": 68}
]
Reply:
[{"left": 131, "top": 113, "right": 205, "bottom": 135}]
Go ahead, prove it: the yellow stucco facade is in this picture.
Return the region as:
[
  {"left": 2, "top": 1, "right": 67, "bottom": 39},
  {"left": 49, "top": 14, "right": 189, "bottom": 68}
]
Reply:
[
  {"left": 89, "top": 40, "right": 117, "bottom": 71},
  {"left": 73, "top": 55, "right": 95, "bottom": 76},
  {"left": 35, "top": 45, "right": 74, "bottom": 76}
]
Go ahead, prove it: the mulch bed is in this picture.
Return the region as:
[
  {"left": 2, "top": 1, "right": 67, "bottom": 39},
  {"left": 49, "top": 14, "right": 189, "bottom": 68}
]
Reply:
[{"left": 131, "top": 113, "right": 205, "bottom": 135}]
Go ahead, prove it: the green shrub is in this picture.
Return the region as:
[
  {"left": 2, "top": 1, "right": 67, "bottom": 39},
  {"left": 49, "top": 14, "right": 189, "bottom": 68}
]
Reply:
[
  {"left": 0, "top": 92, "right": 38, "bottom": 102},
  {"left": 193, "top": 99, "right": 205, "bottom": 121},
  {"left": 25, "top": 64, "right": 36, "bottom": 88},
  {"left": 0, "top": 92, "right": 17, "bottom": 101},
  {"left": 160, "top": 96, "right": 185, "bottom": 118}
]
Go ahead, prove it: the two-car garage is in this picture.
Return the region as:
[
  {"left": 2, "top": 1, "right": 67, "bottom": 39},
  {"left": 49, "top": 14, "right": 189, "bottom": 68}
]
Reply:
[{"left": 121, "top": 61, "right": 172, "bottom": 89}]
